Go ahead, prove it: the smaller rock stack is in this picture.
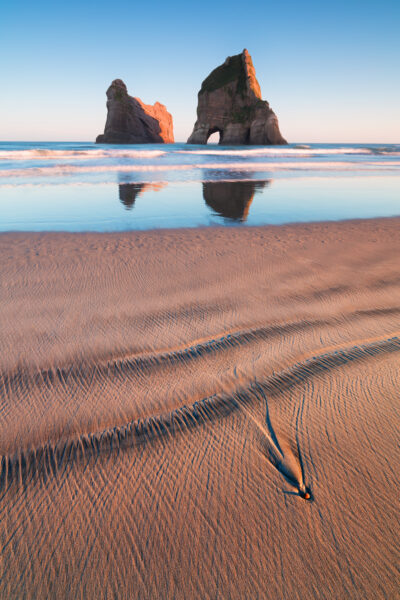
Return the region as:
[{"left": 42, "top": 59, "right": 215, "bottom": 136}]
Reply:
[{"left": 96, "top": 79, "right": 174, "bottom": 144}]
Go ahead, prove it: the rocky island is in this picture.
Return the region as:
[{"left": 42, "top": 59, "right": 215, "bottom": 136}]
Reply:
[
  {"left": 96, "top": 79, "right": 174, "bottom": 144},
  {"left": 187, "top": 49, "right": 286, "bottom": 145}
]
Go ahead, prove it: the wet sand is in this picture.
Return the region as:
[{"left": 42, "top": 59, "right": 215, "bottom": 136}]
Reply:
[{"left": 0, "top": 218, "right": 399, "bottom": 599}]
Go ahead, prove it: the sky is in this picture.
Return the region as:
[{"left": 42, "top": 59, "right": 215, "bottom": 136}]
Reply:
[{"left": 1, "top": 0, "right": 399, "bottom": 143}]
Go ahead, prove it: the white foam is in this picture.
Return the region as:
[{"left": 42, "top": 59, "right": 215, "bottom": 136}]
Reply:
[
  {"left": 1, "top": 160, "right": 399, "bottom": 179},
  {"left": 179, "top": 147, "right": 376, "bottom": 157},
  {"left": 0, "top": 149, "right": 167, "bottom": 160}
]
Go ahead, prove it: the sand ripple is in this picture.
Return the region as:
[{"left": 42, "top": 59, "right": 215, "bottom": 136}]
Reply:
[{"left": 0, "top": 220, "right": 399, "bottom": 599}]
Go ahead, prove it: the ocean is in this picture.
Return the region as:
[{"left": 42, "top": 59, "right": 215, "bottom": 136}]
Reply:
[{"left": 0, "top": 141, "right": 399, "bottom": 231}]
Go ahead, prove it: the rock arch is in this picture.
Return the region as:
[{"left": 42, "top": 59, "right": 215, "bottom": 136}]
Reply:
[
  {"left": 187, "top": 50, "right": 286, "bottom": 146},
  {"left": 206, "top": 127, "right": 224, "bottom": 144}
]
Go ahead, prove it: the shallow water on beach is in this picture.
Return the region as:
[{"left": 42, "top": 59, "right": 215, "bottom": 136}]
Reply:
[{"left": 1, "top": 141, "right": 399, "bottom": 231}]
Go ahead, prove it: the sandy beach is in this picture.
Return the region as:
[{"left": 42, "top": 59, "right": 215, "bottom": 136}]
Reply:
[{"left": 0, "top": 218, "right": 399, "bottom": 599}]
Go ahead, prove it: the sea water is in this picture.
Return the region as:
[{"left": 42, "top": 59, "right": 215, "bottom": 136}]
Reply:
[{"left": 0, "top": 142, "right": 399, "bottom": 231}]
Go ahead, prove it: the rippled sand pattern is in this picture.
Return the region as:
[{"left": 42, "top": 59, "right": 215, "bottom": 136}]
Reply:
[{"left": 1, "top": 220, "right": 399, "bottom": 599}]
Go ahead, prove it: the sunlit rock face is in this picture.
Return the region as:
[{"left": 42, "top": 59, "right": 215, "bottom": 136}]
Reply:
[
  {"left": 187, "top": 50, "right": 287, "bottom": 145},
  {"left": 96, "top": 79, "right": 174, "bottom": 144}
]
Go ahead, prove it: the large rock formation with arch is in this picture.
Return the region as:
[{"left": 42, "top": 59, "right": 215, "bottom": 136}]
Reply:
[
  {"left": 187, "top": 50, "right": 286, "bottom": 145},
  {"left": 96, "top": 79, "right": 174, "bottom": 144}
]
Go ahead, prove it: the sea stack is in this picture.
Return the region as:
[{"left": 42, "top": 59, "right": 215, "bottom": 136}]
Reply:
[
  {"left": 96, "top": 79, "right": 174, "bottom": 144},
  {"left": 187, "top": 49, "right": 287, "bottom": 145}
]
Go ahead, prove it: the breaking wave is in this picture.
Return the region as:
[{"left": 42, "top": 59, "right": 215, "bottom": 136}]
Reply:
[
  {"left": 1, "top": 146, "right": 399, "bottom": 163},
  {"left": 181, "top": 147, "right": 372, "bottom": 156},
  {"left": 181, "top": 146, "right": 400, "bottom": 157},
  {"left": 1, "top": 160, "right": 399, "bottom": 179},
  {"left": 0, "top": 149, "right": 167, "bottom": 160},
  {"left": 1, "top": 143, "right": 398, "bottom": 189}
]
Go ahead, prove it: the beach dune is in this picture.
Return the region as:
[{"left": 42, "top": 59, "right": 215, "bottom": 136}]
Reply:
[{"left": 0, "top": 219, "right": 399, "bottom": 599}]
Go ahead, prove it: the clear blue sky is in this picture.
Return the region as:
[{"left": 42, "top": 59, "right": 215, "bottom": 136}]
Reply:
[{"left": 1, "top": 0, "right": 399, "bottom": 142}]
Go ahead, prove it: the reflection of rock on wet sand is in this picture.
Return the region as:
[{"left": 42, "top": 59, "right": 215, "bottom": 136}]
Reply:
[
  {"left": 203, "top": 180, "right": 270, "bottom": 221},
  {"left": 119, "top": 182, "right": 167, "bottom": 210}
]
